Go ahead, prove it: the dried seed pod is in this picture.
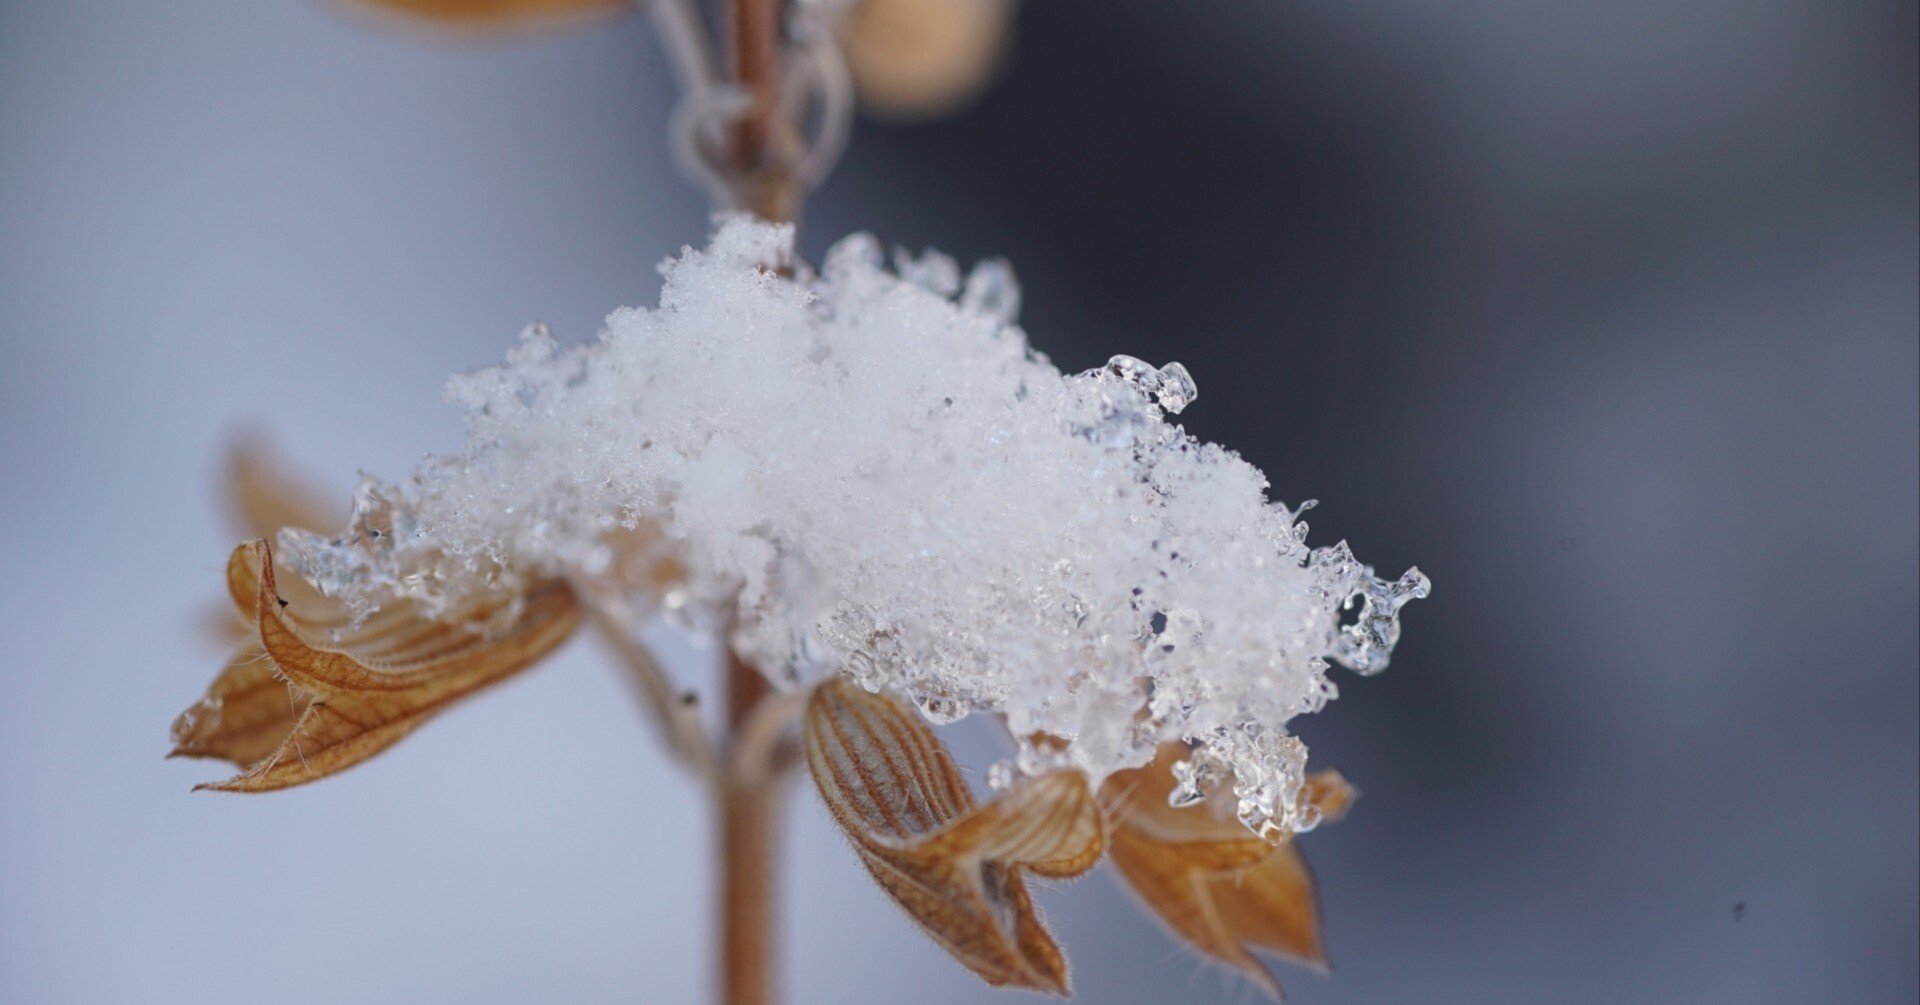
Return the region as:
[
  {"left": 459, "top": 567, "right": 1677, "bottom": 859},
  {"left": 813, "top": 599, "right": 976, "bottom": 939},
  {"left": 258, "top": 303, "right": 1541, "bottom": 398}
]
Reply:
[{"left": 803, "top": 677, "right": 1102, "bottom": 994}]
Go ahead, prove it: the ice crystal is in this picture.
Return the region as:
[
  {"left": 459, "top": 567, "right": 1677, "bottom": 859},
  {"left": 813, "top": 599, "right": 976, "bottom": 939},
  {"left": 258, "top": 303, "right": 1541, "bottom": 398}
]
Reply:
[{"left": 282, "top": 218, "right": 1426, "bottom": 838}]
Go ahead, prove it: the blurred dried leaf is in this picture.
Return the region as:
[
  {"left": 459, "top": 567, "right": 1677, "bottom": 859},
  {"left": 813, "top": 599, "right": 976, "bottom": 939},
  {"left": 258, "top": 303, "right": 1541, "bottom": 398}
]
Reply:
[
  {"left": 173, "top": 539, "right": 580, "bottom": 791},
  {"left": 204, "top": 436, "right": 337, "bottom": 647},
  {"left": 839, "top": 0, "right": 1015, "bottom": 120},
  {"left": 1102, "top": 743, "right": 1356, "bottom": 999},
  {"left": 337, "top": 0, "right": 627, "bottom": 31},
  {"left": 1297, "top": 769, "right": 1356, "bottom": 826},
  {"left": 803, "top": 678, "right": 1102, "bottom": 995},
  {"left": 223, "top": 435, "right": 339, "bottom": 540}
]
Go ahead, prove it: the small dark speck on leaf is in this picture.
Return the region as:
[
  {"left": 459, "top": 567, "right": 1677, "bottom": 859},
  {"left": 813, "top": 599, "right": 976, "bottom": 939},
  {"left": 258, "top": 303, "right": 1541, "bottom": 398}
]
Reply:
[
  {"left": 276, "top": 598, "right": 288, "bottom": 608},
  {"left": 679, "top": 691, "right": 699, "bottom": 706}
]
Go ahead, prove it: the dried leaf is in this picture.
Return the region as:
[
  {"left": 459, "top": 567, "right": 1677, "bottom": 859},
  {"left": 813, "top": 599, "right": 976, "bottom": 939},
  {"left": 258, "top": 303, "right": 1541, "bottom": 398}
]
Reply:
[
  {"left": 1209, "top": 843, "right": 1324, "bottom": 976},
  {"left": 204, "top": 436, "right": 337, "bottom": 647},
  {"left": 170, "top": 649, "right": 314, "bottom": 766},
  {"left": 803, "top": 678, "right": 1103, "bottom": 995},
  {"left": 173, "top": 540, "right": 580, "bottom": 791},
  {"left": 839, "top": 0, "right": 1015, "bottom": 120},
  {"left": 339, "top": 0, "right": 627, "bottom": 29},
  {"left": 1102, "top": 743, "right": 1356, "bottom": 999},
  {"left": 1298, "top": 770, "right": 1356, "bottom": 826},
  {"left": 223, "top": 435, "right": 338, "bottom": 540}
]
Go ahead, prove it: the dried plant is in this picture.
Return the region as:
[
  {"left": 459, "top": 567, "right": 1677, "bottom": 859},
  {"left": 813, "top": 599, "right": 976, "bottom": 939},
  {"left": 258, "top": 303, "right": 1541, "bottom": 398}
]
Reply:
[
  {"left": 174, "top": 538, "right": 579, "bottom": 790},
  {"left": 804, "top": 678, "right": 1103, "bottom": 993},
  {"left": 1104, "top": 743, "right": 1356, "bottom": 996},
  {"left": 171, "top": 2, "right": 1426, "bottom": 1001}
]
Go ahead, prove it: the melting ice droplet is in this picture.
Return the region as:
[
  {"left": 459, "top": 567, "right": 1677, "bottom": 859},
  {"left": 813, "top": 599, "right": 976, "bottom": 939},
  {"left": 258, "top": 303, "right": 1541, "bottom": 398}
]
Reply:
[
  {"left": 915, "top": 693, "right": 968, "bottom": 725},
  {"left": 1099, "top": 355, "right": 1199, "bottom": 414},
  {"left": 1154, "top": 362, "right": 1197, "bottom": 414},
  {"left": 1168, "top": 750, "right": 1224, "bottom": 808},
  {"left": 1103, "top": 354, "right": 1158, "bottom": 389}
]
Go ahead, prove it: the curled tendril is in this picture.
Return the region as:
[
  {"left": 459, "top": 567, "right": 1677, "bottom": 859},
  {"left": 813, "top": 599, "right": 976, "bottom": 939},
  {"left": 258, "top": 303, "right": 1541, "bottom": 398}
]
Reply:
[
  {"left": 646, "top": 0, "right": 855, "bottom": 210},
  {"left": 781, "top": 8, "right": 854, "bottom": 190}
]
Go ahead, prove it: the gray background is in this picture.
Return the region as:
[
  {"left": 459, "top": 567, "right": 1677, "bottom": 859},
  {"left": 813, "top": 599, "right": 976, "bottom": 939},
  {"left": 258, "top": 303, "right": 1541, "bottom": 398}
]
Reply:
[{"left": 2, "top": 1, "right": 1914, "bottom": 1002}]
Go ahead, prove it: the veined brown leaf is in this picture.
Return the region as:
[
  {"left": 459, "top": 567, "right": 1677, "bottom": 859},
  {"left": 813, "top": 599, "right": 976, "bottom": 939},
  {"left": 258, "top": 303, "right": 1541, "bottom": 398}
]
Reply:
[
  {"left": 803, "top": 678, "right": 1103, "bottom": 995},
  {"left": 1102, "top": 742, "right": 1356, "bottom": 999},
  {"left": 173, "top": 539, "right": 580, "bottom": 792},
  {"left": 170, "top": 649, "right": 315, "bottom": 767}
]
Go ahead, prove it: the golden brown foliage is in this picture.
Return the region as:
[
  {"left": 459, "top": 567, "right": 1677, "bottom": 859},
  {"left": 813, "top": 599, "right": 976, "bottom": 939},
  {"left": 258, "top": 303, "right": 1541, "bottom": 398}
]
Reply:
[
  {"left": 191, "top": 446, "right": 1365, "bottom": 1000},
  {"left": 1102, "top": 743, "right": 1356, "bottom": 998},
  {"left": 803, "top": 678, "right": 1103, "bottom": 995},
  {"left": 172, "top": 540, "right": 579, "bottom": 791}
]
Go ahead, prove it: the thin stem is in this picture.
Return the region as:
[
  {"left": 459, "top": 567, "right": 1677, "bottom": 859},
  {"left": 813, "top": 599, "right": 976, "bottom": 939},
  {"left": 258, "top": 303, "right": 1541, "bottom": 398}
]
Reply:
[
  {"left": 725, "top": 0, "right": 798, "bottom": 221},
  {"left": 648, "top": 0, "right": 850, "bottom": 218},
  {"left": 719, "top": 647, "right": 783, "bottom": 1005},
  {"left": 576, "top": 584, "right": 716, "bottom": 777},
  {"left": 730, "top": 689, "right": 802, "bottom": 788},
  {"left": 639, "top": 3, "right": 810, "bottom": 1001},
  {"left": 715, "top": 0, "right": 798, "bottom": 994}
]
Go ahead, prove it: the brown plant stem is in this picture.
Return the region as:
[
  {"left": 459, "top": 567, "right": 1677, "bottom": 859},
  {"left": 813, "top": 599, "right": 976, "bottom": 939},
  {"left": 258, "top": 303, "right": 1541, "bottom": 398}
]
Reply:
[
  {"left": 580, "top": 586, "right": 716, "bottom": 775},
  {"left": 715, "top": 3, "right": 797, "bottom": 1000},
  {"left": 720, "top": 647, "right": 783, "bottom": 1005},
  {"left": 725, "top": 0, "right": 798, "bottom": 221}
]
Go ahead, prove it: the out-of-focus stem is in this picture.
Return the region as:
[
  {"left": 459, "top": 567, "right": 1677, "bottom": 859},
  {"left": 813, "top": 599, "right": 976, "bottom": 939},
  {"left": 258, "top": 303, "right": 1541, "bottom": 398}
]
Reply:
[
  {"left": 726, "top": 0, "right": 798, "bottom": 221},
  {"left": 719, "top": 647, "right": 783, "bottom": 1005},
  {"left": 644, "top": 0, "right": 716, "bottom": 94},
  {"left": 578, "top": 585, "right": 716, "bottom": 776},
  {"left": 644, "top": 2, "right": 803, "bottom": 1001}
]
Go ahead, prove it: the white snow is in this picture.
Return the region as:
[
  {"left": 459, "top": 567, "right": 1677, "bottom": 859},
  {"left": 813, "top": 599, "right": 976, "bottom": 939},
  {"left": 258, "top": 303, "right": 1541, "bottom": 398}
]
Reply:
[{"left": 278, "top": 218, "right": 1427, "bottom": 838}]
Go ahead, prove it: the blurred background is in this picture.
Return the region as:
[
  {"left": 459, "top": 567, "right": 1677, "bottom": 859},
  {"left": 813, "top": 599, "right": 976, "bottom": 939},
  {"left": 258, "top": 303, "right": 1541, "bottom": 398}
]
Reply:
[{"left": 1, "top": 1, "right": 1914, "bottom": 1002}]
